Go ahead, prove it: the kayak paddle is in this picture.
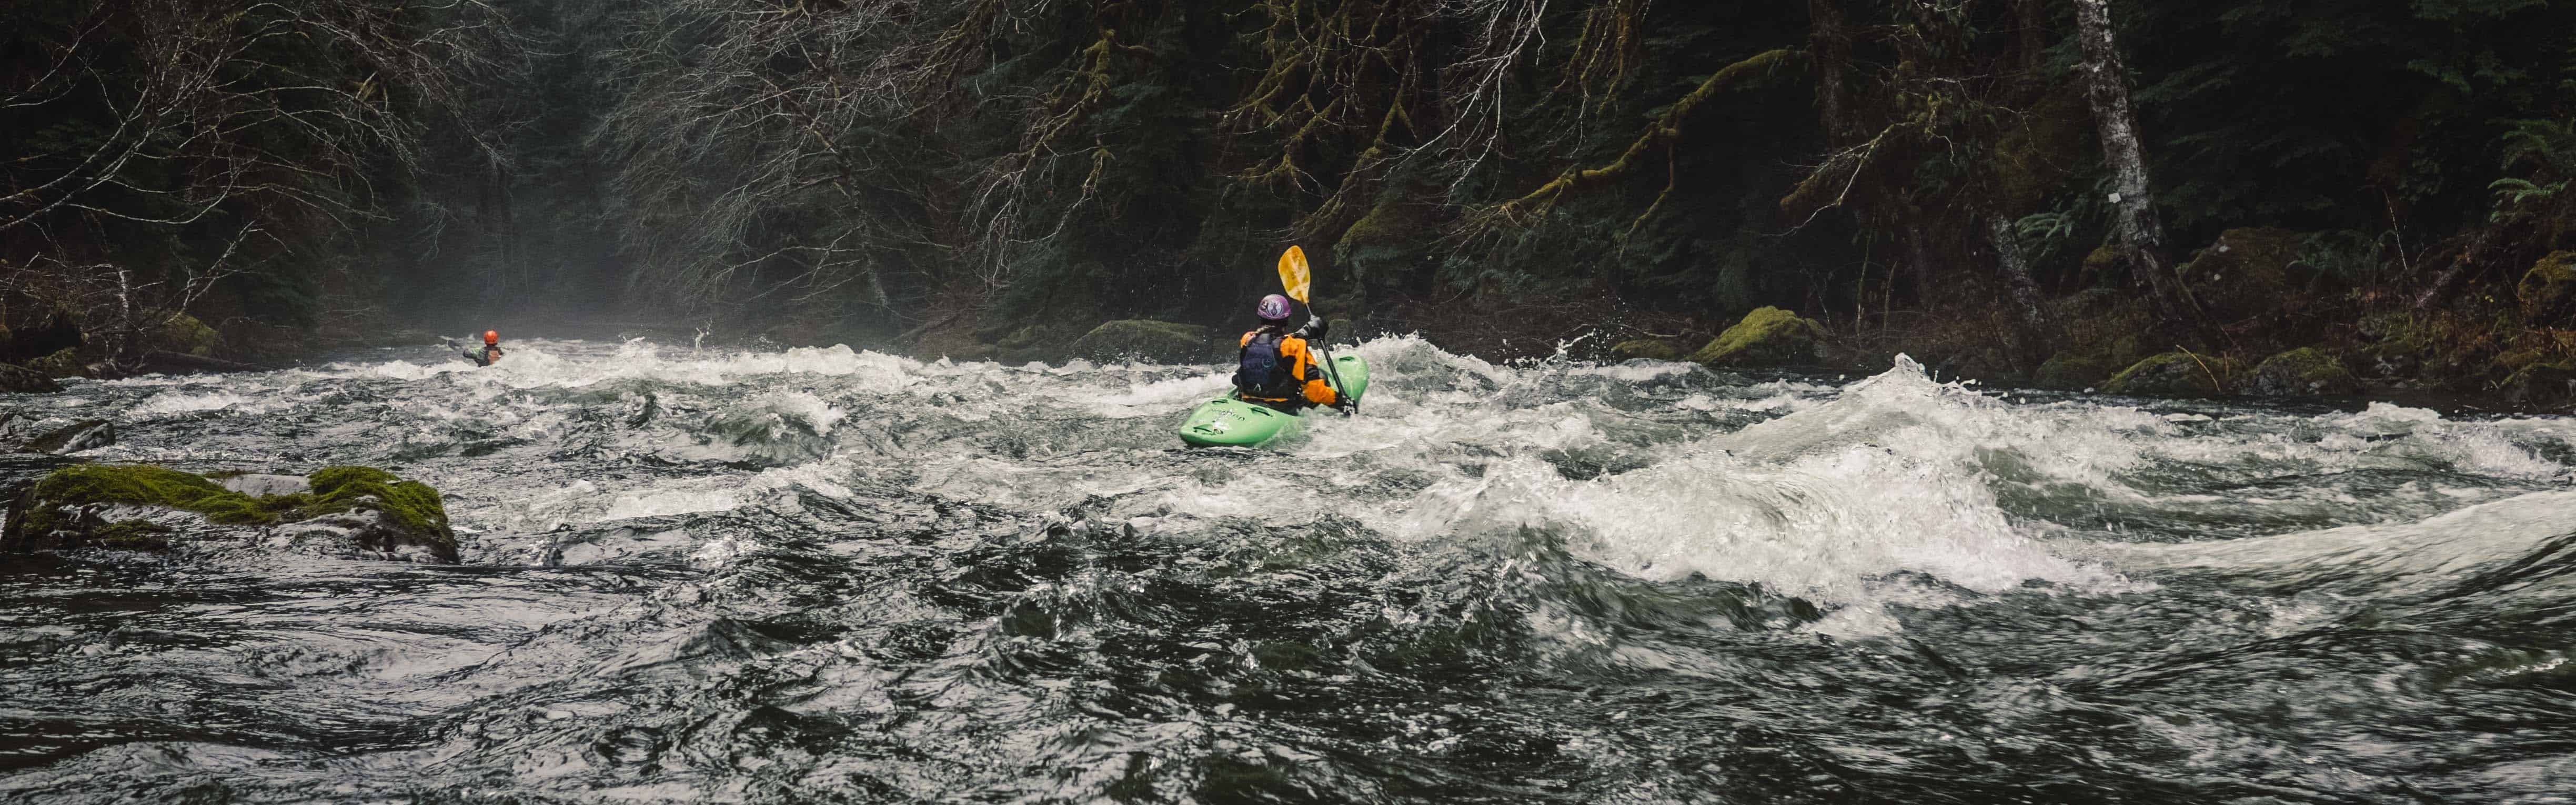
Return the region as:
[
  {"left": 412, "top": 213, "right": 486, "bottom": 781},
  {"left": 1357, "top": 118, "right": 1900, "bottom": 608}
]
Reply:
[{"left": 1276, "top": 246, "right": 1354, "bottom": 415}]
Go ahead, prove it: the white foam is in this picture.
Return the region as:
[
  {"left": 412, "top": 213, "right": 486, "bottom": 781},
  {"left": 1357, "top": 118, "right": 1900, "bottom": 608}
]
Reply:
[
  {"left": 2090, "top": 489, "right": 2576, "bottom": 598},
  {"left": 129, "top": 390, "right": 251, "bottom": 415},
  {"left": 1088, "top": 370, "right": 1232, "bottom": 418},
  {"left": 1374, "top": 357, "right": 2128, "bottom": 635}
]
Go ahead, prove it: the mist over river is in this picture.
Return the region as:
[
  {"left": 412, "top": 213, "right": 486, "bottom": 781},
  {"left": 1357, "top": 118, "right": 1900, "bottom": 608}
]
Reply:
[{"left": 5, "top": 335, "right": 2576, "bottom": 802}]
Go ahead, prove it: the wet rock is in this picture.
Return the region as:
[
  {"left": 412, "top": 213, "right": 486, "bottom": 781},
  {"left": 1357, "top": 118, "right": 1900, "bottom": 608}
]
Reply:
[
  {"left": 2, "top": 464, "right": 276, "bottom": 552},
  {"left": 2102, "top": 351, "right": 2240, "bottom": 397},
  {"left": 2515, "top": 250, "right": 2576, "bottom": 324},
  {"left": 2, "top": 464, "right": 456, "bottom": 562},
  {"left": 1068, "top": 320, "right": 1216, "bottom": 364},
  {"left": 0, "top": 363, "right": 61, "bottom": 394},
  {"left": 24, "top": 420, "right": 114, "bottom": 455},
  {"left": 215, "top": 473, "right": 311, "bottom": 498},
  {"left": 2245, "top": 348, "right": 2361, "bottom": 397},
  {"left": 1612, "top": 339, "right": 1679, "bottom": 361},
  {"left": 1689, "top": 307, "right": 1826, "bottom": 367},
  {"left": 266, "top": 466, "right": 457, "bottom": 563}
]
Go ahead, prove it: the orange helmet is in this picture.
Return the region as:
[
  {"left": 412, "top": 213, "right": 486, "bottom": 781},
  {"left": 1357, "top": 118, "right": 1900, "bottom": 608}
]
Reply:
[{"left": 483, "top": 330, "right": 499, "bottom": 345}]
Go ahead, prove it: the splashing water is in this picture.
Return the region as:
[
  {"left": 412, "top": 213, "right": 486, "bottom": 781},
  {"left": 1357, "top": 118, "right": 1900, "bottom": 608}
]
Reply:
[{"left": 5, "top": 337, "right": 2576, "bottom": 802}]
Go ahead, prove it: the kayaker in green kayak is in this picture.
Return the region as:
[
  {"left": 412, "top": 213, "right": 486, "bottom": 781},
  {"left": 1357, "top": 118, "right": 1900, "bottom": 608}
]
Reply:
[{"left": 1235, "top": 294, "right": 1351, "bottom": 415}]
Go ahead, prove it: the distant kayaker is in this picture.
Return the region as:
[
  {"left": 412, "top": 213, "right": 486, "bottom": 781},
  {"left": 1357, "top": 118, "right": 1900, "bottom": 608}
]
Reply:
[
  {"left": 462, "top": 330, "right": 505, "bottom": 367},
  {"left": 1234, "top": 294, "right": 1350, "bottom": 414}
]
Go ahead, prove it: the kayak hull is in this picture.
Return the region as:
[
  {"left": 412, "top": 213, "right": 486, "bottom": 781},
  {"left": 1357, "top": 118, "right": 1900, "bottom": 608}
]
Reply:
[{"left": 1176, "top": 354, "right": 1370, "bottom": 448}]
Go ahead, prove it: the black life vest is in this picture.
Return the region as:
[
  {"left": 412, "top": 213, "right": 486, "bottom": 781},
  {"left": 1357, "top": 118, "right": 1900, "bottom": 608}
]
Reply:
[{"left": 1234, "top": 332, "right": 1300, "bottom": 399}]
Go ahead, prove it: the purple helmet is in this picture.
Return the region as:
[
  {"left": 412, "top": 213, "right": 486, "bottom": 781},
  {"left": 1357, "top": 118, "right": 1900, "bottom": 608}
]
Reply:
[{"left": 1256, "top": 294, "right": 1295, "bottom": 321}]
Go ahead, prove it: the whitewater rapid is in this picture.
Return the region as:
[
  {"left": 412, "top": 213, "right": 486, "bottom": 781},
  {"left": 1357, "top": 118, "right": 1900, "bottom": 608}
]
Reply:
[{"left": 5, "top": 335, "right": 2576, "bottom": 802}]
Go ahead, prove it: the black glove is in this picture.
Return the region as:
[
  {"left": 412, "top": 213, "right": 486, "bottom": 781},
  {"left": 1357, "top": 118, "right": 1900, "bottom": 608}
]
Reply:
[
  {"left": 1329, "top": 397, "right": 1356, "bottom": 415},
  {"left": 1299, "top": 317, "right": 1329, "bottom": 341}
]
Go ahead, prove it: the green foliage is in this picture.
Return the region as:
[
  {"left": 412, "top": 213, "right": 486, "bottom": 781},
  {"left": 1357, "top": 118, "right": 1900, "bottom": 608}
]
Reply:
[{"left": 2516, "top": 251, "right": 2576, "bottom": 323}]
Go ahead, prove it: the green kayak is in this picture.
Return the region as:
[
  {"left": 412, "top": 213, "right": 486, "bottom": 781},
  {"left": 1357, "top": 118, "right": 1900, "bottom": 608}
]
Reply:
[{"left": 1176, "top": 354, "right": 1371, "bottom": 448}]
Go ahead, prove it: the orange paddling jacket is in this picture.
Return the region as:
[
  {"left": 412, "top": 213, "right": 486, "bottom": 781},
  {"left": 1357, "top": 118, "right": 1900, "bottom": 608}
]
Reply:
[{"left": 1235, "top": 328, "right": 1341, "bottom": 407}]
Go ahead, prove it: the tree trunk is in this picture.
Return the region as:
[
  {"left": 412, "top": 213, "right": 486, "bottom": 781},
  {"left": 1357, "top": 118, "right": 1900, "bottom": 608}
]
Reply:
[
  {"left": 1808, "top": 0, "right": 1854, "bottom": 147},
  {"left": 1988, "top": 214, "right": 2054, "bottom": 366},
  {"left": 2071, "top": 0, "right": 2205, "bottom": 334},
  {"left": 2013, "top": 0, "right": 2049, "bottom": 77}
]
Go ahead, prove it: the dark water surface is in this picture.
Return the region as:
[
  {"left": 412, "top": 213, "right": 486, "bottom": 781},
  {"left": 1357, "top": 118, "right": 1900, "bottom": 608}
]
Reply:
[{"left": 4, "top": 337, "right": 2574, "bottom": 803}]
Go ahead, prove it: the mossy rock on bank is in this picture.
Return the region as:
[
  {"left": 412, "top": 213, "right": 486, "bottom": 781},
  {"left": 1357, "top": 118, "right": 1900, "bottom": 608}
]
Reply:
[
  {"left": 156, "top": 313, "right": 220, "bottom": 358},
  {"left": 1613, "top": 339, "right": 1681, "bottom": 361},
  {"left": 1689, "top": 307, "right": 1826, "bottom": 367},
  {"left": 2245, "top": 348, "right": 2361, "bottom": 396},
  {"left": 2, "top": 464, "right": 457, "bottom": 562},
  {"left": 0, "top": 363, "right": 60, "bottom": 394},
  {"left": 2032, "top": 351, "right": 2125, "bottom": 390},
  {"left": 2103, "top": 351, "right": 2241, "bottom": 397},
  {"left": 27, "top": 348, "right": 87, "bottom": 379},
  {"left": 1068, "top": 320, "right": 1217, "bottom": 364},
  {"left": 2178, "top": 228, "right": 2337, "bottom": 336},
  {"left": 978, "top": 321, "right": 1089, "bottom": 365},
  {"left": 2500, "top": 361, "right": 2576, "bottom": 410},
  {"left": 2515, "top": 251, "right": 2576, "bottom": 324}
]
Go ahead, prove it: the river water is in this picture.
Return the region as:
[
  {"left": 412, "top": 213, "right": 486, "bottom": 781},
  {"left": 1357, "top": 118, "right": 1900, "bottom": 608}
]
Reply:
[{"left": 3, "top": 335, "right": 2574, "bottom": 802}]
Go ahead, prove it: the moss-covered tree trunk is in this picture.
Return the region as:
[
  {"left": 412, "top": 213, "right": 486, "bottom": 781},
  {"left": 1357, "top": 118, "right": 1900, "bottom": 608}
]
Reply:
[{"left": 2072, "top": 0, "right": 2204, "bottom": 336}]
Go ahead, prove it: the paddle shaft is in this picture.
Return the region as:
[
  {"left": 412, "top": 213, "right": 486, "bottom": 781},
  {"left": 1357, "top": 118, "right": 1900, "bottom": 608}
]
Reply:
[
  {"left": 1310, "top": 318, "right": 1352, "bottom": 415},
  {"left": 1277, "top": 245, "right": 1352, "bottom": 415}
]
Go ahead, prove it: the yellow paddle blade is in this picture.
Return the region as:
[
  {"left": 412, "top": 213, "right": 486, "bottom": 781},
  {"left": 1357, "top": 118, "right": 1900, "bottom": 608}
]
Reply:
[{"left": 1277, "top": 246, "right": 1312, "bottom": 303}]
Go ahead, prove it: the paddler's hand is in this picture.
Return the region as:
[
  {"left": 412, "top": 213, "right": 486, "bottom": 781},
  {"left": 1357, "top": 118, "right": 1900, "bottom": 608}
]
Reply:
[
  {"left": 1299, "top": 317, "right": 1328, "bottom": 341},
  {"left": 1330, "top": 398, "right": 1355, "bottom": 416}
]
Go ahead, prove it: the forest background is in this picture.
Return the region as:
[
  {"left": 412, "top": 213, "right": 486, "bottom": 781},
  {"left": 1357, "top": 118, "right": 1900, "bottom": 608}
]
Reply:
[{"left": 3, "top": 0, "right": 2573, "bottom": 404}]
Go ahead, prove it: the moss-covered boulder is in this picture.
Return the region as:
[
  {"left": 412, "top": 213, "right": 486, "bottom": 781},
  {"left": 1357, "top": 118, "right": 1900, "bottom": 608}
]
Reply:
[
  {"left": 2179, "top": 228, "right": 2295, "bottom": 315},
  {"left": 2079, "top": 244, "right": 2122, "bottom": 284},
  {"left": 1613, "top": 339, "right": 1680, "bottom": 361},
  {"left": 1068, "top": 320, "right": 1217, "bottom": 364},
  {"left": 155, "top": 313, "right": 220, "bottom": 357},
  {"left": 980, "top": 321, "right": 1088, "bottom": 365},
  {"left": 2032, "top": 351, "right": 2124, "bottom": 390},
  {"left": 0, "top": 363, "right": 60, "bottom": 394},
  {"left": 2177, "top": 228, "right": 2338, "bottom": 338},
  {"left": 2515, "top": 251, "right": 2576, "bottom": 324},
  {"left": 2245, "top": 348, "right": 2361, "bottom": 397},
  {"left": 2, "top": 464, "right": 457, "bottom": 562},
  {"left": 2103, "top": 351, "right": 2241, "bottom": 397},
  {"left": 274, "top": 466, "right": 456, "bottom": 562},
  {"left": 2500, "top": 361, "right": 2576, "bottom": 411},
  {"left": 1689, "top": 307, "right": 1827, "bottom": 367},
  {"left": 27, "top": 348, "right": 87, "bottom": 379}
]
